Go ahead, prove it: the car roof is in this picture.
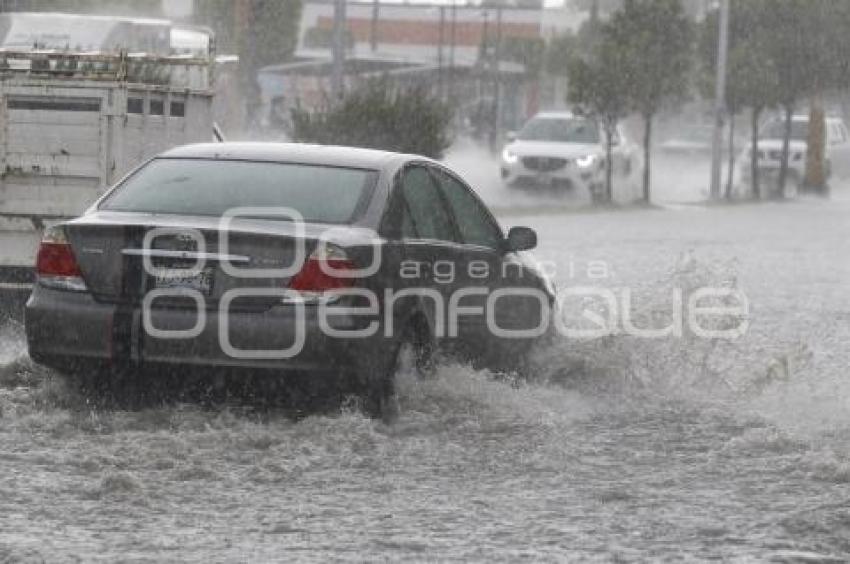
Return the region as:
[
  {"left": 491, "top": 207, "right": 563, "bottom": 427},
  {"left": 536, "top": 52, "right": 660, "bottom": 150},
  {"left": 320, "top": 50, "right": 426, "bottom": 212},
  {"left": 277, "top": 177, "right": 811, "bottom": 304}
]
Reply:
[
  {"left": 159, "top": 142, "right": 409, "bottom": 170},
  {"left": 787, "top": 114, "right": 846, "bottom": 125},
  {"left": 531, "top": 111, "right": 582, "bottom": 120}
]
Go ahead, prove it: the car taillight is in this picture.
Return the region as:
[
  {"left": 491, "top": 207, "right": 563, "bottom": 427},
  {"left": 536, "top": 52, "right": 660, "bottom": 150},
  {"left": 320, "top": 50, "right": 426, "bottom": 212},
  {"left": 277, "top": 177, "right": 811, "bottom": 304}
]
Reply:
[
  {"left": 289, "top": 243, "right": 357, "bottom": 293},
  {"left": 35, "top": 226, "right": 88, "bottom": 292}
]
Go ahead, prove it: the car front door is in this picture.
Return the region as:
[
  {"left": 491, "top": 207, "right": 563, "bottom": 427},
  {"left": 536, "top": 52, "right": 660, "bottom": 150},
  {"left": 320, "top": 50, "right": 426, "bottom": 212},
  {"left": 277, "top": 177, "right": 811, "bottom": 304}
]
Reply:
[
  {"left": 431, "top": 166, "right": 545, "bottom": 361},
  {"left": 827, "top": 122, "right": 850, "bottom": 179}
]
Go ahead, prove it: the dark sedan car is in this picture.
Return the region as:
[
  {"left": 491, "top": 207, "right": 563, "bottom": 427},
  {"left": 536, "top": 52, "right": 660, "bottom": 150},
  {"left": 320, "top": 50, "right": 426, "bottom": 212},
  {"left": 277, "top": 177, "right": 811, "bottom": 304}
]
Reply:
[{"left": 26, "top": 143, "right": 553, "bottom": 418}]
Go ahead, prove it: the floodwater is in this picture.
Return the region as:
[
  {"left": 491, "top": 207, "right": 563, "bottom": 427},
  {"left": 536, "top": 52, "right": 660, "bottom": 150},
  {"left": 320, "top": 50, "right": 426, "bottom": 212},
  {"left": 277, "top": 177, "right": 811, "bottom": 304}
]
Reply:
[{"left": 2, "top": 154, "right": 849, "bottom": 561}]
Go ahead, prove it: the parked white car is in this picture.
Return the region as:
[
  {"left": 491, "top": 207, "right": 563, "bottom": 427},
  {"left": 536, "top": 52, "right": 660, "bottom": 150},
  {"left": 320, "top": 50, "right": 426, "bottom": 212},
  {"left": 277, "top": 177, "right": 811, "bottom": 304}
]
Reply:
[
  {"left": 740, "top": 114, "right": 850, "bottom": 194},
  {"left": 500, "top": 112, "right": 638, "bottom": 199}
]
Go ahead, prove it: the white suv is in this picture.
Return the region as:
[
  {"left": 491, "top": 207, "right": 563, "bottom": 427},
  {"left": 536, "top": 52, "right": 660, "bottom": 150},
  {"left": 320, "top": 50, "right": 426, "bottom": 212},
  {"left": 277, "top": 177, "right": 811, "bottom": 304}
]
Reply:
[
  {"left": 500, "top": 112, "right": 637, "bottom": 198},
  {"left": 742, "top": 114, "right": 850, "bottom": 192}
]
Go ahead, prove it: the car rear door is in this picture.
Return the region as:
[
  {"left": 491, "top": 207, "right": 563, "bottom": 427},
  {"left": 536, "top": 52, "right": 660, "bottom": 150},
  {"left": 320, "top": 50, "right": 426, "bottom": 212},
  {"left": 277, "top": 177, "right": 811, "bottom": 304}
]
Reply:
[{"left": 381, "top": 164, "right": 464, "bottom": 349}]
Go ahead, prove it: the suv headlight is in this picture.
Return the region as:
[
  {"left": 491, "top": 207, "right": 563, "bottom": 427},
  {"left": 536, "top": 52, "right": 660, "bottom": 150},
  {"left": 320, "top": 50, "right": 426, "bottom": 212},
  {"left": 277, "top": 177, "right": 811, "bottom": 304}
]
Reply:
[
  {"left": 502, "top": 148, "right": 518, "bottom": 164},
  {"left": 576, "top": 154, "right": 599, "bottom": 168}
]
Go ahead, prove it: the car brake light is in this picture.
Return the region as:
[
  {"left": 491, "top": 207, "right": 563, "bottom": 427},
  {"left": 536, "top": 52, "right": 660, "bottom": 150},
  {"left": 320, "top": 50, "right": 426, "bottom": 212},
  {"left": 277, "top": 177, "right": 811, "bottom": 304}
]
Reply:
[
  {"left": 289, "top": 243, "right": 357, "bottom": 293},
  {"left": 35, "top": 226, "right": 88, "bottom": 292}
]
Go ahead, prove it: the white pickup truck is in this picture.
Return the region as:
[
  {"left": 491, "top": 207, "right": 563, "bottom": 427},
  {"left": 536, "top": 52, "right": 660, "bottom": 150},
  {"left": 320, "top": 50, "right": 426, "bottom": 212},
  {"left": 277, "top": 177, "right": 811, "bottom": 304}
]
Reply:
[
  {"left": 0, "top": 13, "right": 216, "bottom": 308},
  {"left": 741, "top": 114, "right": 850, "bottom": 195}
]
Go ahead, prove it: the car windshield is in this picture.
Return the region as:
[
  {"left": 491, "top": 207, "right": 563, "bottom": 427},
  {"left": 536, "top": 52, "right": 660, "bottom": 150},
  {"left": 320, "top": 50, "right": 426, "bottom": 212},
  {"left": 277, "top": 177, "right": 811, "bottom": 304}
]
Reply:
[
  {"left": 518, "top": 117, "right": 600, "bottom": 143},
  {"left": 100, "top": 158, "right": 377, "bottom": 223},
  {"left": 760, "top": 120, "right": 809, "bottom": 141}
]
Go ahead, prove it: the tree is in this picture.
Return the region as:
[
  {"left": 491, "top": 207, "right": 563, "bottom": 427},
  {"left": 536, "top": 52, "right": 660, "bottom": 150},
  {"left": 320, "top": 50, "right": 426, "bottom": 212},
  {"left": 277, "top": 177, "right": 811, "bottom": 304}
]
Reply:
[
  {"left": 193, "top": 0, "right": 302, "bottom": 120},
  {"left": 759, "top": 0, "right": 850, "bottom": 196},
  {"left": 607, "top": 0, "right": 693, "bottom": 203},
  {"left": 544, "top": 32, "right": 577, "bottom": 76},
  {"left": 761, "top": 0, "right": 821, "bottom": 197},
  {"left": 567, "top": 31, "right": 630, "bottom": 203},
  {"left": 699, "top": 0, "right": 778, "bottom": 199},
  {"left": 801, "top": 1, "right": 850, "bottom": 193},
  {"left": 291, "top": 81, "right": 453, "bottom": 159}
]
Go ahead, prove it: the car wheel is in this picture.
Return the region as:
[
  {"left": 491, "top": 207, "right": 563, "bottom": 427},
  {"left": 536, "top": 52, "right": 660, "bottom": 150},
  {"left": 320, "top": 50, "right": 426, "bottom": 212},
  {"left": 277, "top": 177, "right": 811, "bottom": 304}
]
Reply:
[
  {"left": 364, "top": 321, "right": 434, "bottom": 422},
  {"left": 69, "top": 365, "right": 142, "bottom": 408}
]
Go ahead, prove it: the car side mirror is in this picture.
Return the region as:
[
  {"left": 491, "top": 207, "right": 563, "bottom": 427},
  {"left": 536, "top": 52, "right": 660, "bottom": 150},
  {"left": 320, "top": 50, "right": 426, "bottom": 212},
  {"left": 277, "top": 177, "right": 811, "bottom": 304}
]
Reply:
[
  {"left": 505, "top": 131, "right": 517, "bottom": 142},
  {"left": 504, "top": 226, "right": 537, "bottom": 252}
]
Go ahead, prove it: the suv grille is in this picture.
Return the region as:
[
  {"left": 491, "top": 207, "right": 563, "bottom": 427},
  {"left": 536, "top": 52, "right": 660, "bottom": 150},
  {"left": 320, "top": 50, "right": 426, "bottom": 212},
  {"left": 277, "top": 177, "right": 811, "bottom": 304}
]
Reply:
[{"left": 522, "top": 156, "right": 568, "bottom": 172}]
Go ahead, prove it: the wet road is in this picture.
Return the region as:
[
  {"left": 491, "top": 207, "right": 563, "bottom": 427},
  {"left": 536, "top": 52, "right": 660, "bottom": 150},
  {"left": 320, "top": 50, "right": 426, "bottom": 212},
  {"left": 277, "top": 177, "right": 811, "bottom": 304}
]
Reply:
[{"left": 2, "top": 174, "right": 850, "bottom": 561}]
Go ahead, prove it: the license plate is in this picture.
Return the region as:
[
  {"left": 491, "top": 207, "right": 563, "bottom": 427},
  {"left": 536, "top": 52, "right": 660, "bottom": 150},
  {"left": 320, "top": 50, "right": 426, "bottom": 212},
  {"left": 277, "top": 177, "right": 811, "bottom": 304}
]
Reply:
[
  {"left": 153, "top": 266, "right": 214, "bottom": 295},
  {"left": 537, "top": 172, "right": 552, "bottom": 185}
]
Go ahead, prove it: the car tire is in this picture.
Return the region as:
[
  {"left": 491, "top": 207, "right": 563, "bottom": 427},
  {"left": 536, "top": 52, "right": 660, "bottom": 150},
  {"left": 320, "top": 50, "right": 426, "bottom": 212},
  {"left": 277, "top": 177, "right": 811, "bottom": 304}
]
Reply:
[
  {"left": 363, "top": 321, "right": 434, "bottom": 423},
  {"left": 67, "top": 365, "right": 141, "bottom": 408}
]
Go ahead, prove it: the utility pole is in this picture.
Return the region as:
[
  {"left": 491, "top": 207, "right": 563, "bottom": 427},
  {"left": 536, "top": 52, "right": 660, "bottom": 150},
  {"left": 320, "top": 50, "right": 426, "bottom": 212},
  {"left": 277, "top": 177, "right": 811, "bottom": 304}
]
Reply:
[
  {"left": 449, "top": 2, "right": 457, "bottom": 69},
  {"left": 489, "top": 6, "right": 503, "bottom": 152},
  {"left": 709, "top": 0, "right": 729, "bottom": 200},
  {"left": 438, "top": 6, "right": 445, "bottom": 100},
  {"left": 331, "top": 0, "right": 347, "bottom": 101},
  {"left": 233, "top": 0, "right": 254, "bottom": 130},
  {"left": 449, "top": 2, "right": 457, "bottom": 99},
  {"left": 370, "top": 0, "right": 379, "bottom": 52}
]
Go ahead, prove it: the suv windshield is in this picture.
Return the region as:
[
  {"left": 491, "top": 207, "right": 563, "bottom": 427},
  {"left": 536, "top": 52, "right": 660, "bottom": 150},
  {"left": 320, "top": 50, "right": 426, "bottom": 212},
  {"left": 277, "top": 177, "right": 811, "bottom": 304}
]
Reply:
[
  {"left": 100, "top": 158, "right": 377, "bottom": 224},
  {"left": 760, "top": 120, "right": 809, "bottom": 141},
  {"left": 518, "top": 117, "right": 600, "bottom": 143}
]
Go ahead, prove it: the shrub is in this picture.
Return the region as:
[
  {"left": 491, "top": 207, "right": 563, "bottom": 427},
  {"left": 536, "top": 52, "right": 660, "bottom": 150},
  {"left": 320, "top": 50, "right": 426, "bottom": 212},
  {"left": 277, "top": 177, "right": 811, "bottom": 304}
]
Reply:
[{"left": 291, "top": 81, "right": 453, "bottom": 159}]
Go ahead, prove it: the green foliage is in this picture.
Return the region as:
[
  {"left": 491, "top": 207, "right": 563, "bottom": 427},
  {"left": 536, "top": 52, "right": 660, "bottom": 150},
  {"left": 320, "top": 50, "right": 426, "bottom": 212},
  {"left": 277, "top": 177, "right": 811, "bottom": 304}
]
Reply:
[
  {"left": 567, "top": 30, "right": 631, "bottom": 202},
  {"left": 608, "top": 0, "right": 694, "bottom": 117},
  {"left": 193, "top": 0, "right": 302, "bottom": 74},
  {"left": 605, "top": 0, "right": 694, "bottom": 202},
  {"left": 290, "top": 82, "right": 453, "bottom": 159},
  {"left": 700, "top": 0, "right": 850, "bottom": 108},
  {"left": 762, "top": 0, "right": 818, "bottom": 107},
  {"left": 698, "top": 0, "right": 778, "bottom": 113},
  {"left": 544, "top": 32, "right": 577, "bottom": 75},
  {"left": 699, "top": 0, "right": 850, "bottom": 197},
  {"left": 556, "top": 1, "right": 694, "bottom": 203},
  {"left": 699, "top": 0, "right": 780, "bottom": 199},
  {"left": 192, "top": 0, "right": 237, "bottom": 49},
  {"left": 544, "top": 19, "right": 607, "bottom": 77},
  {"left": 244, "top": 1, "right": 302, "bottom": 70}
]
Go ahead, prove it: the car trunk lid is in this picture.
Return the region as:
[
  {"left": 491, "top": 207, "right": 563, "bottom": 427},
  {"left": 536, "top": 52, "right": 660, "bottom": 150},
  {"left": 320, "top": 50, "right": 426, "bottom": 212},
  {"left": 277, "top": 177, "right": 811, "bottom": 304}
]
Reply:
[{"left": 64, "top": 212, "right": 334, "bottom": 308}]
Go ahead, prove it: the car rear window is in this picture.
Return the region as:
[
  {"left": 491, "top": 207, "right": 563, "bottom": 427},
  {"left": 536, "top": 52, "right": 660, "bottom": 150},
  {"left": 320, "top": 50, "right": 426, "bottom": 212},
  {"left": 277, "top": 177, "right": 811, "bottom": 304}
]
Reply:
[{"left": 100, "top": 158, "right": 377, "bottom": 224}]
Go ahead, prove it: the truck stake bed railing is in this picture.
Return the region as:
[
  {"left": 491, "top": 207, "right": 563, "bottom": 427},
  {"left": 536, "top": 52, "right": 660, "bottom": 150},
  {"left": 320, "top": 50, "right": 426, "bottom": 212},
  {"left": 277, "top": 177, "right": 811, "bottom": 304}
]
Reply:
[{"left": 0, "top": 49, "right": 213, "bottom": 90}]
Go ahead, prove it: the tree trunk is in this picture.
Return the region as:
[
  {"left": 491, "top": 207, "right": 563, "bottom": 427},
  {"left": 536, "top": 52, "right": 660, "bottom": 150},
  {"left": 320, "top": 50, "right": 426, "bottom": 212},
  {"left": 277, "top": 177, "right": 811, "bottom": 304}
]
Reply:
[
  {"left": 751, "top": 107, "right": 761, "bottom": 200},
  {"left": 642, "top": 113, "right": 652, "bottom": 203},
  {"left": 605, "top": 125, "right": 615, "bottom": 203},
  {"left": 804, "top": 97, "right": 826, "bottom": 193},
  {"left": 777, "top": 103, "right": 794, "bottom": 198},
  {"left": 725, "top": 111, "right": 736, "bottom": 199}
]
